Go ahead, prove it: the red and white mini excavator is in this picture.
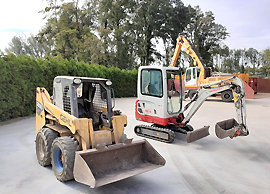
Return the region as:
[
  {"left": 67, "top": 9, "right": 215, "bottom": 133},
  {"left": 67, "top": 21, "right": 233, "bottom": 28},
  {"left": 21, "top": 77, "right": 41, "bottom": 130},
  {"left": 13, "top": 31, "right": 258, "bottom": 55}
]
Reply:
[{"left": 134, "top": 65, "right": 249, "bottom": 143}]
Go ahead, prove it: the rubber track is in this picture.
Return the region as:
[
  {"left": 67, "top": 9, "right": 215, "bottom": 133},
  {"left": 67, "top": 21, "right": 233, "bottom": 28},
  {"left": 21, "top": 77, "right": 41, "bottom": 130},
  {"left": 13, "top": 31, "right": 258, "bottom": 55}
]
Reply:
[
  {"left": 51, "top": 136, "right": 79, "bottom": 182},
  {"left": 134, "top": 125, "right": 175, "bottom": 143}
]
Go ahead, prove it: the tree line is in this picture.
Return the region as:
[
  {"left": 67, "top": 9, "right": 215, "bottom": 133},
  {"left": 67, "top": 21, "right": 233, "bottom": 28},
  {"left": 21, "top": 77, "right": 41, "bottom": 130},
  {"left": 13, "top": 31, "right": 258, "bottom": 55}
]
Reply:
[{"left": 2, "top": 0, "right": 270, "bottom": 77}]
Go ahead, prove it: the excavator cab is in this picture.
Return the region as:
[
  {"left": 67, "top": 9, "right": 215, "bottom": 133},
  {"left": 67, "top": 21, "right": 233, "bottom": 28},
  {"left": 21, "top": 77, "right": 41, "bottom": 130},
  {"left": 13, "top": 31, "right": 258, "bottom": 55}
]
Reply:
[{"left": 137, "top": 66, "right": 184, "bottom": 124}]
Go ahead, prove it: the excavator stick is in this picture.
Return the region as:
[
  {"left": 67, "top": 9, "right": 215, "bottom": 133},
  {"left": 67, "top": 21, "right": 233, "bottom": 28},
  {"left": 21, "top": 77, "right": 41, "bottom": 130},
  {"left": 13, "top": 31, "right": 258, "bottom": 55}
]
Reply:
[
  {"left": 215, "top": 118, "right": 240, "bottom": 139},
  {"left": 186, "top": 126, "right": 210, "bottom": 143},
  {"left": 73, "top": 139, "right": 166, "bottom": 188}
]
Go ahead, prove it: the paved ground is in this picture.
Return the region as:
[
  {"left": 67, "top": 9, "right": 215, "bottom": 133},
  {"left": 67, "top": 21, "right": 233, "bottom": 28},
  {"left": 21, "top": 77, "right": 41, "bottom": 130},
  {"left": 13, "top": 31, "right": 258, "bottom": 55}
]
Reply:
[{"left": 1, "top": 94, "right": 270, "bottom": 194}]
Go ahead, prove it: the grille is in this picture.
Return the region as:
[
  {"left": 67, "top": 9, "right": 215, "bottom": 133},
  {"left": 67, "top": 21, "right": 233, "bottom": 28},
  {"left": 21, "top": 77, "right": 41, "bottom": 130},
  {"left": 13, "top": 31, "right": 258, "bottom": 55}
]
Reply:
[
  {"left": 92, "top": 84, "right": 107, "bottom": 112},
  {"left": 63, "top": 86, "right": 71, "bottom": 114}
]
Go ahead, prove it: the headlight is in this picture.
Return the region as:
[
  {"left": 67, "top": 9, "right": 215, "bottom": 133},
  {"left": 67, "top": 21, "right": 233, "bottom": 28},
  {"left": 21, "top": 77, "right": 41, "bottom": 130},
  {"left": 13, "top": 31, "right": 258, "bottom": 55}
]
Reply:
[
  {"left": 106, "top": 80, "right": 112, "bottom": 86},
  {"left": 73, "top": 78, "right": 81, "bottom": 84}
]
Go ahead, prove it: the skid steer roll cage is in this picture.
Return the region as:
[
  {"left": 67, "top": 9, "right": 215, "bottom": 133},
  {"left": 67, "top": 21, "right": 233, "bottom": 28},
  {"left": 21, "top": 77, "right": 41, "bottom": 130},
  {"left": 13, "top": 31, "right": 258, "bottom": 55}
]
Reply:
[{"left": 53, "top": 76, "right": 115, "bottom": 127}]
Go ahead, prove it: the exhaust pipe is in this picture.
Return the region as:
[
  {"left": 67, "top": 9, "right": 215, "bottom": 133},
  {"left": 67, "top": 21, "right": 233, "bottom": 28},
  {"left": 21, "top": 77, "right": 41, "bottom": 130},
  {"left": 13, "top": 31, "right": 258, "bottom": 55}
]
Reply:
[{"left": 73, "top": 139, "right": 165, "bottom": 188}]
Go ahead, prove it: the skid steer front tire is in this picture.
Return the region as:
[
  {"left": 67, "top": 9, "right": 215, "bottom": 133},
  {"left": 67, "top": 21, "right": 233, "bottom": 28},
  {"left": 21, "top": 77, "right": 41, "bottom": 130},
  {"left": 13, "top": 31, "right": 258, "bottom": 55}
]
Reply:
[
  {"left": 51, "top": 136, "right": 79, "bottom": 182},
  {"left": 36, "top": 128, "right": 58, "bottom": 166}
]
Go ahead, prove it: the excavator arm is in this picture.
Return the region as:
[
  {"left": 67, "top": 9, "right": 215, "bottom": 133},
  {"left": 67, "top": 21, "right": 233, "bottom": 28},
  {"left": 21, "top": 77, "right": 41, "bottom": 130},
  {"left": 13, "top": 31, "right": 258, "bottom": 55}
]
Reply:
[
  {"left": 170, "top": 35, "right": 204, "bottom": 68},
  {"left": 169, "top": 35, "right": 211, "bottom": 83},
  {"left": 181, "top": 76, "right": 249, "bottom": 142}
]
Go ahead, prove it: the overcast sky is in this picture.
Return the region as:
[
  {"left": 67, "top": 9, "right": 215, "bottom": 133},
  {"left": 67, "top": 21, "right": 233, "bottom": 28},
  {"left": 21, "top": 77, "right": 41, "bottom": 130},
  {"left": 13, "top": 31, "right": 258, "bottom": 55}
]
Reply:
[
  {"left": 186, "top": 0, "right": 270, "bottom": 51},
  {"left": 0, "top": 0, "right": 270, "bottom": 52}
]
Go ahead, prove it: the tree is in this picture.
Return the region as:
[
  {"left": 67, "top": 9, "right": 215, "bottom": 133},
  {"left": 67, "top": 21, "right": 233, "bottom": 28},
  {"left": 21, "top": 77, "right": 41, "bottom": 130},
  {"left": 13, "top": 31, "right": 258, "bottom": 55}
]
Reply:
[
  {"left": 4, "top": 34, "right": 52, "bottom": 58},
  {"left": 98, "top": 0, "right": 137, "bottom": 69},
  {"left": 259, "top": 48, "right": 270, "bottom": 77},
  {"left": 184, "top": 6, "right": 229, "bottom": 68},
  {"left": 133, "top": 0, "right": 191, "bottom": 66},
  {"left": 38, "top": 0, "right": 97, "bottom": 62},
  {"left": 245, "top": 48, "right": 259, "bottom": 75},
  {"left": 158, "top": 1, "right": 193, "bottom": 66}
]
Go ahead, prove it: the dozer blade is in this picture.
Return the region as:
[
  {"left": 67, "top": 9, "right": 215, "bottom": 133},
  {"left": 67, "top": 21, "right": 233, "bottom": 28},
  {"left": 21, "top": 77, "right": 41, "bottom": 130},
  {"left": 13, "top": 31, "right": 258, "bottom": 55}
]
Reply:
[
  {"left": 186, "top": 126, "right": 210, "bottom": 143},
  {"left": 73, "top": 139, "right": 165, "bottom": 188},
  {"left": 215, "top": 118, "right": 239, "bottom": 139}
]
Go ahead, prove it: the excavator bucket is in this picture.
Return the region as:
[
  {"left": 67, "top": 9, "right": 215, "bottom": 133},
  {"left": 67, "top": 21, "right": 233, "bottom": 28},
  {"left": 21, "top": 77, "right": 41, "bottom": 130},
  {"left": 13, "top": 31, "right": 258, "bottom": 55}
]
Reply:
[
  {"left": 73, "top": 139, "right": 165, "bottom": 188},
  {"left": 186, "top": 126, "right": 210, "bottom": 143},
  {"left": 215, "top": 118, "right": 239, "bottom": 139}
]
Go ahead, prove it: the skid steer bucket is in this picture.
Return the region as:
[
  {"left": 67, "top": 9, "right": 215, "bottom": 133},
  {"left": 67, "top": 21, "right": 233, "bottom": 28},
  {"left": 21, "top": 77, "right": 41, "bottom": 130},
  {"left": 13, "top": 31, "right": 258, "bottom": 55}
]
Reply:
[
  {"left": 186, "top": 126, "right": 210, "bottom": 143},
  {"left": 215, "top": 118, "right": 239, "bottom": 139},
  {"left": 73, "top": 139, "right": 165, "bottom": 188}
]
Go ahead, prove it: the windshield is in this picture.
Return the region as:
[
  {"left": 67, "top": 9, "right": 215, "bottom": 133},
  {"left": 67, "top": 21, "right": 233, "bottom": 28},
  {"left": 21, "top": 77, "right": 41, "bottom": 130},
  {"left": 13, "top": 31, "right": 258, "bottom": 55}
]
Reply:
[{"left": 141, "top": 69, "right": 163, "bottom": 97}]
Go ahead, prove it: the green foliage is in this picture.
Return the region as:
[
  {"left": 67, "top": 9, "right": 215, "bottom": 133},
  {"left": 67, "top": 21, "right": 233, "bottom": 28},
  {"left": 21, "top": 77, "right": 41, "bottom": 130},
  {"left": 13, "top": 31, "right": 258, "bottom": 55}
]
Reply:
[
  {"left": 184, "top": 6, "right": 229, "bottom": 68},
  {"left": 259, "top": 48, "right": 270, "bottom": 77},
  {"left": 0, "top": 55, "right": 137, "bottom": 121},
  {"left": 38, "top": 1, "right": 97, "bottom": 62},
  {"left": 5, "top": 34, "right": 51, "bottom": 58},
  {"left": 36, "top": 0, "right": 192, "bottom": 68}
]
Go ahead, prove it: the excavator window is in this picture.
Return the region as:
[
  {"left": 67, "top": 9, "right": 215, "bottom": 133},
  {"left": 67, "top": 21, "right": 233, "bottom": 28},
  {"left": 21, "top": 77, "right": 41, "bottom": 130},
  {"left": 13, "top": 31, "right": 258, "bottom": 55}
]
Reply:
[
  {"left": 141, "top": 69, "right": 163, "bottom": 97},
  {"left": 197, "top": 68, "right": 201, "bottom": 78},
  {"left": 167, "top": 70, "right": 182, "bottom": 114},
  {"left": 193, "top": 68, "right": 196, "bottom": 79},
  {"left": 186, "top": 69, "right": 191, "bottom": 82}
]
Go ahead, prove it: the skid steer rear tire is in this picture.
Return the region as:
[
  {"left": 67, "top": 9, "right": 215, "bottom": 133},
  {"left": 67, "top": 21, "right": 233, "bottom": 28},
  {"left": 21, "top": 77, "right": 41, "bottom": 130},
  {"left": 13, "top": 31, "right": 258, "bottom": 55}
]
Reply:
[
  {"left": 36, "top": 128, "right": 58, "bottom": 166},
  {"left": 51, "top": 136, "right": 79, "bottom": 182}
]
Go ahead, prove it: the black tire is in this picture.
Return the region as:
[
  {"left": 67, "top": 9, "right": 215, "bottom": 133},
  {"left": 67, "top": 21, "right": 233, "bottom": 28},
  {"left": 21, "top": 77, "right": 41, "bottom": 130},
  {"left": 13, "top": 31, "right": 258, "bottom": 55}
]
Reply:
[
  {"left": 221, "top": 90, "right": 233, "bottom": 102},
  {"left": 36, "top": 128, "right": 58, "bottom": 166},
  {"left": 51, "top": 136, "right": 79, "bottom": 182},
  {"left": 189, "top": 90, "right": 197, "bottom": 99}
]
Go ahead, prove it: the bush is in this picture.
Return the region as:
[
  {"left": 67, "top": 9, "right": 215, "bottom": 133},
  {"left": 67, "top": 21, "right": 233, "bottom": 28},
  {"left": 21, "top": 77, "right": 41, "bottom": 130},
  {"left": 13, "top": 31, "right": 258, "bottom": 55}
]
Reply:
[{"left": 0, "top": 54, "right": 137, "bottom": 121}]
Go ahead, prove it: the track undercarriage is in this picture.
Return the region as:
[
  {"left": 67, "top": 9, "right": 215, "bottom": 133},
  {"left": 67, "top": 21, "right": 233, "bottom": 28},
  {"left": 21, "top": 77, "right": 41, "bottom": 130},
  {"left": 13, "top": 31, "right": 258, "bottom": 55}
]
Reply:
[{"left": 134, "top": 124, "right": 194, "bottom": 143}]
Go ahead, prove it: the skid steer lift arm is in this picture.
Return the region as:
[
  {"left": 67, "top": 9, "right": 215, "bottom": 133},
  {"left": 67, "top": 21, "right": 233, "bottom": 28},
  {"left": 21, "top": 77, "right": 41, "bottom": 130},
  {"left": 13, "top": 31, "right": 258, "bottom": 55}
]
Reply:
[{"left": 182, "top": 76, "right": 249, "bottom": 141}]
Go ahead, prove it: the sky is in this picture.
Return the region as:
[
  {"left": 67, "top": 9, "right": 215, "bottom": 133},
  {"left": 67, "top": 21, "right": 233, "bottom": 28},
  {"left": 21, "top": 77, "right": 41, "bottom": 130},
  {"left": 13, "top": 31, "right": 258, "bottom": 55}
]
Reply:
[
  {"left": 186, "top": 0, "right": 270, "bottom": 51},
  {"left": 1, "top": 0, "right": 270, "bottom": 52}
]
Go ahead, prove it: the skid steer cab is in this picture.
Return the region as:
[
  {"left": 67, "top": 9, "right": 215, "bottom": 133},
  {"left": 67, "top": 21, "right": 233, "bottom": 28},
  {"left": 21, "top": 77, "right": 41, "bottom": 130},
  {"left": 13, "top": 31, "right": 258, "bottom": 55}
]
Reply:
[
  {"left": 35, "top": 76, "right": 165, "bottom": 188},
  {"left": 135, "top": 66, "right": 249, "bottom": 143}
]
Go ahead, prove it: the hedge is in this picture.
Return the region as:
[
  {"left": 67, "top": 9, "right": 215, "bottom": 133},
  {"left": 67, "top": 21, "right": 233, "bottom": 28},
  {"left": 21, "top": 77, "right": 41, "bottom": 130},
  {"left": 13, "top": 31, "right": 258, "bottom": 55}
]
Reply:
[{"left": 0, "top": 54, "right": 138, "bottom": 121}]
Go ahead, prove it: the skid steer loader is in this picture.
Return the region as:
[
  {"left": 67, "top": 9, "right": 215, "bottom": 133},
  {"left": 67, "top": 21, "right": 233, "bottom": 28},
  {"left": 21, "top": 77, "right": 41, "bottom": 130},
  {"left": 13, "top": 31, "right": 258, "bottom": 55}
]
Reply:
[
  {"left": 35, "top": 76, "right": 165, "bottom": 188},
  {"left": 135, "top": 66, "right": 249, "bottom": 143}
]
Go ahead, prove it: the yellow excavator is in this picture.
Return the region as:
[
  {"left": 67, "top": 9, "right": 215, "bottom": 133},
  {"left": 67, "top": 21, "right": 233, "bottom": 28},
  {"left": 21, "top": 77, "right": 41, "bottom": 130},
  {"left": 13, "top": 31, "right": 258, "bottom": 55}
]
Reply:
[
  {"left": 170, "top": 35, "right": 247, "bottom": 101},
  {"left": 35, "top": 76, "right": 165, "bottom": 188}
]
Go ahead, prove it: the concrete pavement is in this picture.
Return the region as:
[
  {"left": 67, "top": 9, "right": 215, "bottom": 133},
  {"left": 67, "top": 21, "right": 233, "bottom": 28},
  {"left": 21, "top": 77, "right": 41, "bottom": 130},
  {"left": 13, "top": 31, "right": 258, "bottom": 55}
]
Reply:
[{"left": 1, "top": 94, "right": 270, "bottom": 194}]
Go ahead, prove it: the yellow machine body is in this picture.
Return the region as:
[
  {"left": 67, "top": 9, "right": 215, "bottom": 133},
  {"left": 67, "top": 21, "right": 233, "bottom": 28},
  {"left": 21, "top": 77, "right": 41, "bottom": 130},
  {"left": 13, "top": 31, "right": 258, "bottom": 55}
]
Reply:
[{"left": 35, "top": 76, "right": 165, "bottom": 188}]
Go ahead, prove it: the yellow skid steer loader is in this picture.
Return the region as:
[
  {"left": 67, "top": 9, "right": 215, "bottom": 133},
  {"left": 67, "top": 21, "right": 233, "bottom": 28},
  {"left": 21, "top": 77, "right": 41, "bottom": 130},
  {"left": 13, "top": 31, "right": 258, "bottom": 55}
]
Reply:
[{"left": 35, "top": 76, "right": 165, "bottom": 188}]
